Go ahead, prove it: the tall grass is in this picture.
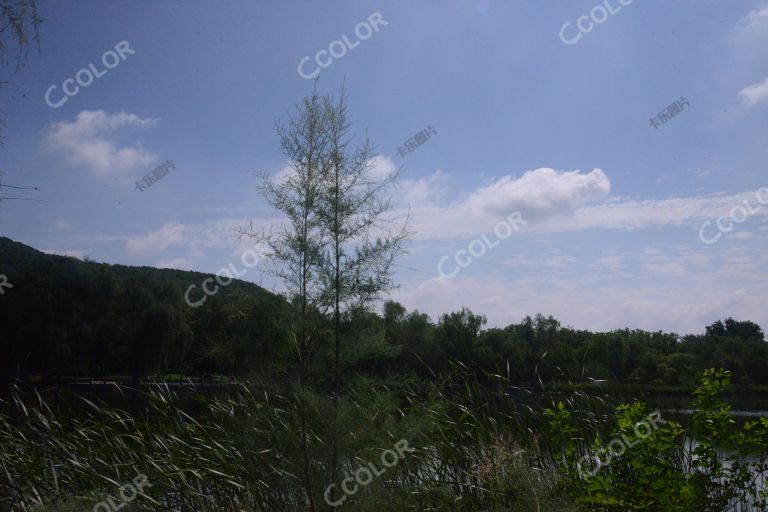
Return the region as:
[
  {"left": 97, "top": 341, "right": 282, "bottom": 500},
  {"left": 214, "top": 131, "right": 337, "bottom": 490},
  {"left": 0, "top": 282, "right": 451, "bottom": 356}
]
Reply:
[
  {"left": 1, "top": 366, "right": 764, "bottom": 511},
  {"left": 0, "top": 367, "right": 576, "bottom": 511}
]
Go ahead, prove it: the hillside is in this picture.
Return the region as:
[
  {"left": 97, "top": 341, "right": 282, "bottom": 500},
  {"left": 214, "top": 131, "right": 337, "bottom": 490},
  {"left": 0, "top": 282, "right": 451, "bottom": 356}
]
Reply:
[{"left": 0, "top": 237, "right": 289, "bottom": 383}]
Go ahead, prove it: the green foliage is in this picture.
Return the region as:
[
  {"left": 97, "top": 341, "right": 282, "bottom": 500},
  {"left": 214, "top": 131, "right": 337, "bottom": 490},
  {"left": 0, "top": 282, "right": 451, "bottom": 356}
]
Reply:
[
  {"left": 0, "top": 237, "right": 289, "bottom": 385},
  {"left": 2, "top": 238, "right": 768, "bottom": 510},
  {"left": 688, "top": 369, "right": 768, "bottom": 510},
  {"left": 1, "top": 372, "right": 573, "bottom": 511},
  {"left": 545, "top": 368, "right": 768, "bottom": 511},
  {"left": 3, "top": 236, "right": 768, "bottom": 392}
]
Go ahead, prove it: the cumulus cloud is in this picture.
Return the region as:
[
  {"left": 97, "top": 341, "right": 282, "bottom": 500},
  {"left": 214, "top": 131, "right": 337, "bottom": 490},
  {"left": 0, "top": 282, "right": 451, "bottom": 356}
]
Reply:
[
  {"left": 368, "top": 154, "right": 398, "bottom": 181},
  {"left": 738, "top": 77, "right": 768, "bottom": 107},
  {"left": 46, "top": 110, "right": 158, "bottom": 176},
  {"left": 118, "top": 171, "right": 767, "bottom": 251},
  {"left": 114, "top": 168, "right": 767, "bottom": 259},
  {"left": 407, "top": 167, "right": 611, "bottom": 239},
  {"left": 463, "top": 168, "right": 610, "bottom": 217},
  {"left": 407, "top": 170, "right": 768, "bottom": 241},
  {"left": 398, "top": 170, "right": 447, "bottom": 206}
]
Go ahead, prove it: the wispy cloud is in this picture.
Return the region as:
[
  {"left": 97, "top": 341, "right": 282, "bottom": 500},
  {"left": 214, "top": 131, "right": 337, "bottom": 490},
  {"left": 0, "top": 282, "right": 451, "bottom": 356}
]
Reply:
[
  {"left": 406, "top": 173, "right": 767, "bottom": 241},
  {"left": 42, "top": 248, "right": 88, "bottom": 259},
  {"left": 393, "top": 246, "right": 768, "bottom": 333},
  {"left": 114, "top": 170, "right": 767, "bottom": 250},
  {"left": 740, "top": 3, "right": 768, "bottom": 27},
  {"left": 126, "top": 222, "right": 185, "bottom": 252},
  {"left": 155, "top": 257, "right": 194, "bottom": 270},
  {"left": 116, "top": 217, "right": 277, "bottom": 255},
  {"left": 738, "top": 77, "right": 768, "bottom": 107},
  {"left": 55, "top": 220, "right": 72, "bottom": 232}
]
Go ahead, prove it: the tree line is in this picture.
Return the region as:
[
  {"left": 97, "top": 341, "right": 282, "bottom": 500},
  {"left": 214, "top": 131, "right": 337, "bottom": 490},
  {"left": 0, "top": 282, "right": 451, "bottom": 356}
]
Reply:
[{"left": 1, "top": 236, "right": 765, "bottom": 388}]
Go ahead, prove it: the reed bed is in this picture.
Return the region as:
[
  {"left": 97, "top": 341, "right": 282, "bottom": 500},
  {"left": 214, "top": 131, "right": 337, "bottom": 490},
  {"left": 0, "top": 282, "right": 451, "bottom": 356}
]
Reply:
[{"left": 0, "top": 367, "right": 764, "bottom": 511}]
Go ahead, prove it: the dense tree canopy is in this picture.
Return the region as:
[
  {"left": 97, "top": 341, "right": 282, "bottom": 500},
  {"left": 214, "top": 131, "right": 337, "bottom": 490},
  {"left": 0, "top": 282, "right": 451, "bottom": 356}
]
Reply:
[{"left": 1, "top": 236, "right": 766, "bottom": 387}]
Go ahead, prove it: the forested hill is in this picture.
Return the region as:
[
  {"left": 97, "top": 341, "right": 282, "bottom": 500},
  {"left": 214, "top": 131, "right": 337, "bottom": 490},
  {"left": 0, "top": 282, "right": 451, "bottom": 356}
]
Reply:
[
  {"left": 0, "top": 236, "right": 289, "bottom": 384},
  {"left": 1, "top": 236, "right": 767, "bottom": 390}
]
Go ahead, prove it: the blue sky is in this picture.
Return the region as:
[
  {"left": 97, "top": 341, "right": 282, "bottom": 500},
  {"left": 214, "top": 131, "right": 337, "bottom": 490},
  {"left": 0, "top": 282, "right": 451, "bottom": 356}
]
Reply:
[{"left": 1, "top": 0, "right": 767, "bottom": 334}]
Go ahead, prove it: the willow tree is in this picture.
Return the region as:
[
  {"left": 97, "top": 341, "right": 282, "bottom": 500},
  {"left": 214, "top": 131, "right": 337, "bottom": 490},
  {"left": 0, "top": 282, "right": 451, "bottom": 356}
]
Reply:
[{"left": 317, "top": 89, "right": 410, "bottom": 498}]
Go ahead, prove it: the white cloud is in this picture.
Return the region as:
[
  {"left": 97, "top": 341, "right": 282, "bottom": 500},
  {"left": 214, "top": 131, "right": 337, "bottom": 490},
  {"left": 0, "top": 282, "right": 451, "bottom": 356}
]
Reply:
[
  {"left": 594, "top": 255, "right": 623, "bottom": 270},
  {"left": 55, "top": 220, "right": 72, "bottom": 232},
  {"left": 155, "top": 257, "right": 193, "bottom": 270},
  {"left": 110, "top": 170, "right": 767, "bottom": 268},
  {"left": 270, "top": 155, "right": 398, "bottom": 186},
  {"left": 392, "top": 258, "right": 768, "bottom": 334},
  {"left": 115, "top": 217, "right": 278, "bottom": 256},
  {"left": 112, "top": 175, "right": 767, "bottom": 258},
  {"left": 642, "top": 262, "right": 688, "bottom": 278},
  {"left": 46, "top": 110, "right": 158, "bottom": 176},
  {"left": 738, "top": 77, "right": 768, "bottom": 107},
  {"left": 680, "top": 252, "right": 711, "bottom": 267},
  {"left": 407, "top": 176, "right": 768, "bottom": 241},
  {"left": 126, "top": 222, "right": 185, "bottom": 252},
  {"left": 368, "top": 154, "right": 397, "bottom": 181},
  {"left": 740, "top": 4, "right": 768, "bottom": 27},
  {"left": 408, "top": 167, "right": 611, "bottom": 239},
  {"left": 231, "top": 242, "right": 269, "bottom": 261},
  {"left": 43, "top": 248, "right": 88, "bottom": 259},
  {"left": 270, "top": 164, "right": 295, "bottom": 185},
  {"left": 398, "top": 170, "right": 447, "bottom": 206},
  {"left": 504, "top": 254, "right": 578, "bottom": 270},
  {"left": 462, "top": 168, "right": 610, "bottom": 218}
]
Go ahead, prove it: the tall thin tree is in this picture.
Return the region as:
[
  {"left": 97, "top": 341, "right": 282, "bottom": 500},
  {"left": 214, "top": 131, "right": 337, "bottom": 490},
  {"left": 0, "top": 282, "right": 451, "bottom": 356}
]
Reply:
[
  {"left": 316, "top": 88, "right": 410, "bottom": 498},
  {"left": 239, "top": 86, "right": 330, "bottom": 512}
]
